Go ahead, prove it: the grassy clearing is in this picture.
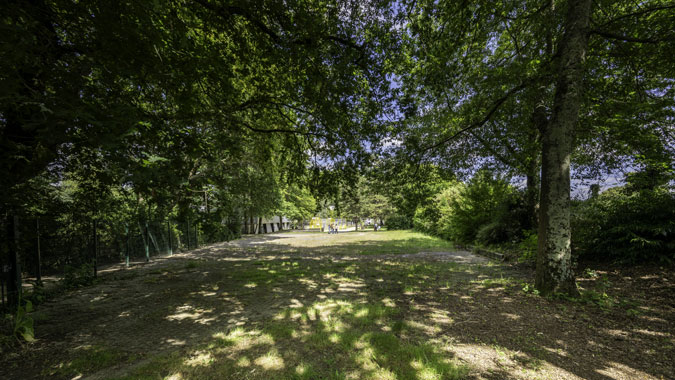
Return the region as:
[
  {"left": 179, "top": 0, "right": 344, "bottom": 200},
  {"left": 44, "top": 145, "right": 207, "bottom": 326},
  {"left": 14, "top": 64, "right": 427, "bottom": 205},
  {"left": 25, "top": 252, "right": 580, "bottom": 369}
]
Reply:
[
  {"left": 353, "top": 231, "right": 456, "bottom": 255},
  {"left": 267, "top": 230, "right": 457, "bottom": 256},
  {"left": 5, "top": 231, "right": 673, "bottom": 380},
  {"left": 108, "top": 259, "right": 486, "bottom": 380},
  {"left": 114, "top": 298, "right": 468, "bottom": 380}
]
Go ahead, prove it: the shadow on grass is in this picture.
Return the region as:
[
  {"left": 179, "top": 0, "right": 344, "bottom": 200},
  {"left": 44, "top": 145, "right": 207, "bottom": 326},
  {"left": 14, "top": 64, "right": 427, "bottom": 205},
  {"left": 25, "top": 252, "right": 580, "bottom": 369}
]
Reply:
[{"left": 4, "top": 243, "right": 673, "bottom": 380}]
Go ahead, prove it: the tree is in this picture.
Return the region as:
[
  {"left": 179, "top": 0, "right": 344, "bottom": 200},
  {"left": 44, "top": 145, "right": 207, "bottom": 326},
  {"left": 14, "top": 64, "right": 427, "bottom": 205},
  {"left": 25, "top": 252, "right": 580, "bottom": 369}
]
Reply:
[
  {"left": 394, "top": 0, "right": 674, "bottom": 295},
  {"left": 535, "top": 0, "right": 591, "bottom": 295},
  {"left": 0, "top": 0, "right": 398, "bottom": 304}
]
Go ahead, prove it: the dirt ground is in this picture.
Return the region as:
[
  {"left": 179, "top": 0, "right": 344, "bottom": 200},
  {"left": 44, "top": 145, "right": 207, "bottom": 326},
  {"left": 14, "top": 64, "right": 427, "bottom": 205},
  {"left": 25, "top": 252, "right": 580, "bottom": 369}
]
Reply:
[{"left": 1, "top": 231, "right": 673, "bottom": 380}]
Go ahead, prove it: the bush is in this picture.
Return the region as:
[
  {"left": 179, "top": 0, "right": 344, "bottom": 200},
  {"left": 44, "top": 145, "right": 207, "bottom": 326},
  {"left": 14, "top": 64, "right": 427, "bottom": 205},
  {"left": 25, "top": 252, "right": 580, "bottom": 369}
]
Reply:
[
  {"left": 517, "top": 230, "right": 538, "bottom": 262},
  {"left": 385, "top": 214, "right": 412, "bottom": 230},
  {"left": 572, "top": 186, "right": 675, "bottom": 263},
  {"left": 413, "top": 203, "right": 440, "bottom": 234},
  {"left": 62, "top": 263, "right": 96, "bottom": 289},
  {"left": 475, "top": 190, "right": 529, "bottom": 245},
  {"left": 411, "top": 171, "right": 529, "bottom": 246},
  {"left": 450, "top": 171, "right": 521, "bottom": 243}
]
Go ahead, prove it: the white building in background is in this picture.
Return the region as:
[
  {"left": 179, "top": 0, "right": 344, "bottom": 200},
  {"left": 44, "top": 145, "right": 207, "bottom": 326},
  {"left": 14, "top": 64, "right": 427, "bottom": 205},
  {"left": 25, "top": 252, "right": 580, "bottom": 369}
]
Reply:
[
  {"left": 242, "top": 216, "right": 357, "bottom": 234},
  {"left": 241, "top": 216, "right": 291, "bottom": 234}
]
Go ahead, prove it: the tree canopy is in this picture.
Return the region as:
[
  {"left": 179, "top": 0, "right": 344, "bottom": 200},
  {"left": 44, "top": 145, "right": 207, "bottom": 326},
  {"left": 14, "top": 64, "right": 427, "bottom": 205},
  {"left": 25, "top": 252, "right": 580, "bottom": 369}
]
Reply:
[{"left": 1, "top": 0, "right": 673, "bottom": 297}]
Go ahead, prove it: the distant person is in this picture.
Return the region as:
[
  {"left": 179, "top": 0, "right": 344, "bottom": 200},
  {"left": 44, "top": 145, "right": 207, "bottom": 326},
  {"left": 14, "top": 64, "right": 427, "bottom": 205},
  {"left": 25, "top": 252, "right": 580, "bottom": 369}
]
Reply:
[{"left": 374, "top": 223, "right": 378, "bottom": 231}]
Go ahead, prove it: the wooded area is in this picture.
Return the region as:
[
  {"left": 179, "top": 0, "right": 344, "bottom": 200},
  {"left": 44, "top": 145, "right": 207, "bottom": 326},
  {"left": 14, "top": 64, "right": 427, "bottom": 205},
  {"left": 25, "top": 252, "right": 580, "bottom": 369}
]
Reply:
[{"left": 1, "top": 0, "right": 673, "bottom": 379}]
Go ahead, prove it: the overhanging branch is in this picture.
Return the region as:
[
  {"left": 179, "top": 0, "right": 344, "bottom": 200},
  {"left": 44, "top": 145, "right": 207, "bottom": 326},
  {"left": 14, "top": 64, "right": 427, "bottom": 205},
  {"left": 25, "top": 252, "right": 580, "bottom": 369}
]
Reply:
[
  {"left": 590, "top": 29, "right": 675, "bottom": 44},
  {"left": 420, "top": 81, "right": 530, "bottom": 154}
]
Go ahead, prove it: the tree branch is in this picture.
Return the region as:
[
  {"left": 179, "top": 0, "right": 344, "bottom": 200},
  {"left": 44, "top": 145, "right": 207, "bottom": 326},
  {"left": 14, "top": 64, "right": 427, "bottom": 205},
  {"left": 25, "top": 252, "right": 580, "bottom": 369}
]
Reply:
[
  {"left": 194, "top": 0, "right": 364, "bottom": 52},
  {"left": 420, "top": 81, "right": 530, "bottom": 154},
  {"left": 235, "top": 119, "right": 327, "bottom": 138},
  {"left": 595, "top": 4, "right": 675, "bottom": 27},
  {"left": 590, "top": 29, "right": 675, "bottom": 44}
]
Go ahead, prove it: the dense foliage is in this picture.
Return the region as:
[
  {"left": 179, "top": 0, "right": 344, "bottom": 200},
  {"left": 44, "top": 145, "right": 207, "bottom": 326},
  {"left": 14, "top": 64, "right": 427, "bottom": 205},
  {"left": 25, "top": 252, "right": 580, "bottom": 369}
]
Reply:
[
  {"left": 412, "top": 171, "right": 529, "bottom": 246},
  {"left": 409, "top": 166, "right": 675, "bottom": 264},
  {"left": 1, "top": 0, "right": 673, "bottom": 304},
  {"left": 573, "top": 185, "right": 675, "bottom": 264}
]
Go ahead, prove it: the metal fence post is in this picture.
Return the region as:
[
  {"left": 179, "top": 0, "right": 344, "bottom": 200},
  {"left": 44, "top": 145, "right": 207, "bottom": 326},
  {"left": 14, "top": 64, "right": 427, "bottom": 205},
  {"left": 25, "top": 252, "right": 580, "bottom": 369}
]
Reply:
[
  {"left": 92, "top": 219, "right": 98, "bottom": 278},
  {"left": 144, "top": 221, "right": 150, "bottom": 262},
  {"left": 167, "top": 219, "right": 173, "bottom": 255},
  {"left": 6, "top": 215, "right": 21, "bottom": 308},
  {"left": 186, "top": 218, "right": 191, "bottom": 250},
  {"left": 36, "top": 218, "right": 42, "bottom": 283},
  {"left": 125, "top": 224, "right": 130, "bottom": 267}
]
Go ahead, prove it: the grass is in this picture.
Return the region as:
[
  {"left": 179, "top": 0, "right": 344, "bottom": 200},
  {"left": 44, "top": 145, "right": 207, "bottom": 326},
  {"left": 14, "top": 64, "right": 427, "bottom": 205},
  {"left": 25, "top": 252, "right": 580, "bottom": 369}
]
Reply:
[
  {"left": 266, "top": 230, "right": 456, "bottom": 256},
  {"left": 103, "top": 257, "right": 495, "bottom": 379},
  {"left": 350, "top": 230, "right": 455, "bottom": 255},
  {"left": 114, "top": 299, "right": 468, "bottom": 380},
  {"left": 8, "top": 230, "right": 673, "bottom": 380},
  {"left": 45, "top": 345, "right": 127, "bottom": 378}
]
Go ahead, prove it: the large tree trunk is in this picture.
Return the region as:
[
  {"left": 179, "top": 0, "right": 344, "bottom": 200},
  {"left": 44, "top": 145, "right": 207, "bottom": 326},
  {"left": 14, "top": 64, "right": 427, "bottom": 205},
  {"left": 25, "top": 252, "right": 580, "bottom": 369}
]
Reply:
[
  {"left": 278, "top": 215, "right": 283, "bottom": 231},
  {"left": 536, "top": 0, "right": 591, "bottom": 296}
]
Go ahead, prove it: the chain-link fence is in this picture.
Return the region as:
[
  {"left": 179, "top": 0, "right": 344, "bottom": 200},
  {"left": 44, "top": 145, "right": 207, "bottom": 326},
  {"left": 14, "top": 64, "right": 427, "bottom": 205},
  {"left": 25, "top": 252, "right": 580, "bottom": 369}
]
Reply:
[{"left": 1, "top": 212, "right": 212, "bottom": 309}]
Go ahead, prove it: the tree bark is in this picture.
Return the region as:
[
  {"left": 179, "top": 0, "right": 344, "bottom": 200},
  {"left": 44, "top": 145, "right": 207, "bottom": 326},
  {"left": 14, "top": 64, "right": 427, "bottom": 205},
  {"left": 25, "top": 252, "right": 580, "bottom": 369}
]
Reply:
[
  {"left": 536, "top": 0, "right": 591, "bottom": 296},
  {"left": 278, "top": 215, "right": 283, "bottom": 231}
]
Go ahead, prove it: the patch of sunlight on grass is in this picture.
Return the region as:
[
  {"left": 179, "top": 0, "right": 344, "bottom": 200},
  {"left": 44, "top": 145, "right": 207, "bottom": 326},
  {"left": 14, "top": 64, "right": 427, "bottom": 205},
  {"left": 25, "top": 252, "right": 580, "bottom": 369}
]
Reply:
[
  {"left": 295, "top": 362, "right": 310, "bottom": 375},
  {"left": 183, "top": 350, "right": 213, "bottom": 367},
  {"left": 117, "top": 296, "right": 469, "bottom": 380},
  {"left": 165, "top": 373, "right": 183, "bottom": 380},
  {"left": 381, "top": 297, "right": 396, "bottom": 307},
  {"left": 329, "top": 332, "right": 341, "bottom": 343},
  {"left": 166, "top": 304, "right": 215, "bottom": 324},
  {"left": 254, "top": 349, "right": 285, "bottom": 370},
  {"left": 355, "top": 307, "right": 369, "bottom": 318},
  {"left": 212, "top": 327, "right": 270, "bottom": 350},
  {"left": 372, "top": 368, "right": 398, "bottom": 380},
  {"left": 354, "top": 230, "right": 455, "bottom": 255},
  {"left": 404, "top": 284, "right": 419, "bottom": 295},
  {"left": 405, "top": 320, "right": 442, "bottom": 335},
  {"left": 244, "top": 282, "right": 257, "bottom": 288}
]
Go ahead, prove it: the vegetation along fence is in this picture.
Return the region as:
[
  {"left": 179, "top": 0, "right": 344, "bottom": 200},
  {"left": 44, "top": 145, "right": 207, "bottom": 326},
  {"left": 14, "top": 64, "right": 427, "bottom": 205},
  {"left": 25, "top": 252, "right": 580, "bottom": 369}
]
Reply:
[{"left": 0, "top": 212, "right": 222, "bottom": 309}]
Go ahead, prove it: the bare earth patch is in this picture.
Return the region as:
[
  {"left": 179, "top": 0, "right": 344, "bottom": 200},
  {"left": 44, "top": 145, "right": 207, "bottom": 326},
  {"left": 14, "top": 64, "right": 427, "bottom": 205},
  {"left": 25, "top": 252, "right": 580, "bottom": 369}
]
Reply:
[{"left": 1, "top": 230, "right": 673, "bottom": 380}]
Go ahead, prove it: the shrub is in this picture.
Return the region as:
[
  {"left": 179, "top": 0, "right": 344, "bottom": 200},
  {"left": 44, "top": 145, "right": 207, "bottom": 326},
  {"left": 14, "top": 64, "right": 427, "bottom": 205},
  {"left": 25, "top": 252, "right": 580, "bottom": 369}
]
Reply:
[
  {"left": 572, "top": 186, "right": 675, "bottom": 263},
  {"left": 517, "top": 230, "right": 538, "bottom": 262},
  {"left": 62, "top": 263, "right": 96, "bottom": 289},
  {"left": 385, "top": 214, "right": 412, "bottom": 230},
  {"left": 2, "top": 298, "right": 35, "bottom": 348},
  {"left": 413, "top": 203, "right": 439, "bottom": 234},
  {"left": 411, "top": 171, "right": 529, "bottom": 246}
]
